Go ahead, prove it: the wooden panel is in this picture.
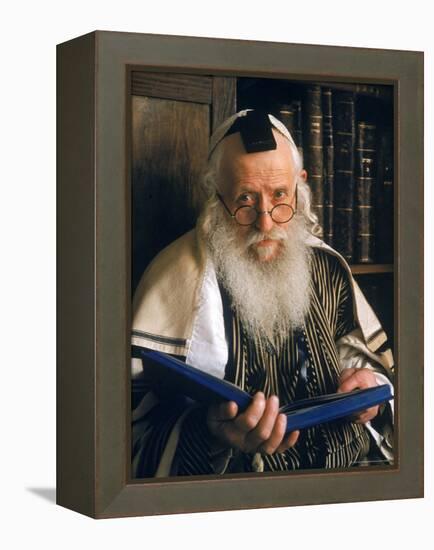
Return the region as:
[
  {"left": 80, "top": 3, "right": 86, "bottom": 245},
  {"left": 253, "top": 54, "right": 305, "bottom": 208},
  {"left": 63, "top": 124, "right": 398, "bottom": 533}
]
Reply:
[
  {"left": 132, "top": 71, "right": 213, "bottom": 104},
  {"left": 131, "top": 95, "right": 209, "bottom": 290},
  {"left": 350, "top": 264, "right": 394, "bottom": 274},
  {"left": 211, "top": 76, "right": 237, "bottom": 130},
  {"left": 57, "top": 32, "right": 96, "bottom": 518}
]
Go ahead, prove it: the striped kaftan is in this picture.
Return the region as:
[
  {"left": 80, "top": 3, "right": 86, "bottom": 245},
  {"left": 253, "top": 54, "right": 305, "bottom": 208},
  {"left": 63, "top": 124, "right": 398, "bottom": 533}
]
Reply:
[{"left": 132, "top": 249, "right": 382, "bottom": 477}]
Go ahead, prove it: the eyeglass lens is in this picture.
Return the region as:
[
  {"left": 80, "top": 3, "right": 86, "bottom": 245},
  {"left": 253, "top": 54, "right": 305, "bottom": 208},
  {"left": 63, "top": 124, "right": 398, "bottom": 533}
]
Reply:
[{"left": 234, "top": 204, "right": 294, "bottom": 226}]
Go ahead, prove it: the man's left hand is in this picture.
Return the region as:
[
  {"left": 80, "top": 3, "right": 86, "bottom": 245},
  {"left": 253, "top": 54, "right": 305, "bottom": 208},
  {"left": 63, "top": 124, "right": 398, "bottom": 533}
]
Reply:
[{"left": 337, "top": 367, "right": 379, "bottom": 423}]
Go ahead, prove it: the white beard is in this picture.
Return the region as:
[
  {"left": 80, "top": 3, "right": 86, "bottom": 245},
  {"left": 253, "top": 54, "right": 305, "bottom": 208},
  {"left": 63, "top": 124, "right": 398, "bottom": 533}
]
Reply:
[{"left": 205, "top": 205, "right": 313, "bottom": 343}]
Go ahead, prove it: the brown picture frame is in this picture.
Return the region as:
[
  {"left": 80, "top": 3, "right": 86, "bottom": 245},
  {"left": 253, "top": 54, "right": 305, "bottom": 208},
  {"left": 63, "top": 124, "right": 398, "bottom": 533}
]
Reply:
[{"left": 57, "top": 30, "right": 424, "bottom": 518}]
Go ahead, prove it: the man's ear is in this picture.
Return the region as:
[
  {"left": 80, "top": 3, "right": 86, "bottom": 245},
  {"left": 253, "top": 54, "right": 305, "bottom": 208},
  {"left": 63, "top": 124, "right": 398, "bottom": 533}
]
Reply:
[{"left": 299, "top": 169, "right": 308, "bottom": 182}]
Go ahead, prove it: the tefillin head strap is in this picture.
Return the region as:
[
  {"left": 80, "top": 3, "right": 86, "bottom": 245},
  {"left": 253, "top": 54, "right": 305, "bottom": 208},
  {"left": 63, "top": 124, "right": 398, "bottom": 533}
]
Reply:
[{"left": 224, "top": 110, "right": 277, "bottom": 154}]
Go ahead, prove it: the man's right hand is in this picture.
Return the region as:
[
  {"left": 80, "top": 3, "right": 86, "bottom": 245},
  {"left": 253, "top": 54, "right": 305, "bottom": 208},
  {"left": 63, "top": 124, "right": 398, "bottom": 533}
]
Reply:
[{"left": 206, "top": 391, "right": 300, "bottom": 455}]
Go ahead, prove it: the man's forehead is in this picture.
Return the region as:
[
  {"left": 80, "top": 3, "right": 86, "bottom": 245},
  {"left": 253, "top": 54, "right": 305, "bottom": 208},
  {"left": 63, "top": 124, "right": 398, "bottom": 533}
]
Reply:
[{"left": 219, "top": 130, "right": 296, "bottom": 174}]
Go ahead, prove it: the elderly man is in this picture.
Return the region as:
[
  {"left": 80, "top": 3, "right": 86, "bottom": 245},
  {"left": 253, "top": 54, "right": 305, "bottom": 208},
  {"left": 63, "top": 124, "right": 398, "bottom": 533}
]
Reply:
[{"left": 131, "top": 109, "right": 394, "bottom": 477}]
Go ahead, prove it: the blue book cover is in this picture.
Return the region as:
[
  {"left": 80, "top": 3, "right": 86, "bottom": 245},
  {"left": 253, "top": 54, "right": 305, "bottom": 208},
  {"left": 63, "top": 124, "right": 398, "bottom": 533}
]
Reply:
[{"left": 132, "top": 346, "right": 393, "bottom": 434}]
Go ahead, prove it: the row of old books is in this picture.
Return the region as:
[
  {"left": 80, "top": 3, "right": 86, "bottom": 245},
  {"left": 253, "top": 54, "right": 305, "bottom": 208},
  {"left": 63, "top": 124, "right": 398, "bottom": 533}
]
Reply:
[{"left": 275, "top": 85, "right": 393, "bottom": 265}]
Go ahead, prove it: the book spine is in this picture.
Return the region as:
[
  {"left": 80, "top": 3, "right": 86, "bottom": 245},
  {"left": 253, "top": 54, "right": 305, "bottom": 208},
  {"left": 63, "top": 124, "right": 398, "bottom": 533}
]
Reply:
[
  {"left": 315, "top": 81, "right": 393, "bottom": 100},
  {"left": 278, "top": 100, "right": 303, "bottom": 159},
  {"left": 322, "top": 88, "right": 334, "bottom": 246},
  {"left": 333, "top": 91, "right": 356, "bottom": 263},
  {"left": 304, "top": 85, "right": 324, "bottom": 233},
  {"left": 375, "top": 130, "right": 394, "bottom": 263},
  {"left": 278, "top": 103, "right": 296, "bottom": 139},
  {"left": 355, "top": 122, "right": 376, "bottom": 263},
  {"left": 292, "top": 99, "right": 304, "bottom": 160}
]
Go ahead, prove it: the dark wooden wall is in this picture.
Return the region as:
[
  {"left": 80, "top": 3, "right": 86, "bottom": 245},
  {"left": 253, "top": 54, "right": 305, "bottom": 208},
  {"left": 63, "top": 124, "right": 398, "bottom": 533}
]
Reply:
[{"left": 131, "top": 71, "right": 236, "bottom": 291}]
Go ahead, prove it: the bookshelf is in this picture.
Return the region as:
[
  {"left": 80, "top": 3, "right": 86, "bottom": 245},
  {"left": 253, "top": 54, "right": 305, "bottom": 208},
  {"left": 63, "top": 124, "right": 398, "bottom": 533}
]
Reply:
[
  {"left": 237, "top": 77, "right": 394, "bottom": 264},
  {"left": 237, "top": 77, "right": 394, "bottom": 345}
]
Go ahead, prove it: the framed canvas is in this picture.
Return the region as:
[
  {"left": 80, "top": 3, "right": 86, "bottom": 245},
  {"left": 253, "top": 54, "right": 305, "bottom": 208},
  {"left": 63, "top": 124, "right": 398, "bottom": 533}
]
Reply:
[{"left": 57, "top": 31, "right": 424, "bottom": 518}]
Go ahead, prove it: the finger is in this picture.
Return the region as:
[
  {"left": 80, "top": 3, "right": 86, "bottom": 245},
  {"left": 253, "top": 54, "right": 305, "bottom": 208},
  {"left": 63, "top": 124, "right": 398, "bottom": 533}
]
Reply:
[
  {"left": 257, "top": 412, "right": 288, "bottom": 455},
  {"left": 244, "top": 395, "right": 280, "bottom": 451},
  {"left": 208, "top": 400, "right": 238, "bottom": 423},
  {"left": 218, "top": 400, "right": 239, "bottom": 421},
  {"left": 353, "top": 405, "right": 379, "bottom": 424},
  {"left": 276, "top": 429, "right": 300, "bottom": 453},
  {"left": 233, "top": 391, "right": 266, "bottom": 433},
  {"left": 337, "top": 372, "right": 361, "bottom": 393},
  {"left": 340, "top": 368, "right": 378, "bottom": 394},
  {"left": 339, "top": 368, "right": 356, "bottom": 385}
]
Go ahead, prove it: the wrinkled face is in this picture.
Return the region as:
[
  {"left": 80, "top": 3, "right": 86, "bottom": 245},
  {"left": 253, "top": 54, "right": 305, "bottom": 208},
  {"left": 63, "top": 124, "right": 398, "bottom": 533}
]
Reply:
[{"left": 217, "top": 129, "right": 302, "bottom": 262}]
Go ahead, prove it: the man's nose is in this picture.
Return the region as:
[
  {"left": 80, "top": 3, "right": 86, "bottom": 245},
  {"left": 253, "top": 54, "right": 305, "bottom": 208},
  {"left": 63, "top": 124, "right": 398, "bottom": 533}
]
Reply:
[{"left": 254, "top": 201, "right": 274, "bottom": 233}]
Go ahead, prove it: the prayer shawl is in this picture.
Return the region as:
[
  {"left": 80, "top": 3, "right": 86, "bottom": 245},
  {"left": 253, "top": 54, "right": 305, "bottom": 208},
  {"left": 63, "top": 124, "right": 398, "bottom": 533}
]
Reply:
[{"left": 132, "top": 229, "right": 394, "bottom": 477}]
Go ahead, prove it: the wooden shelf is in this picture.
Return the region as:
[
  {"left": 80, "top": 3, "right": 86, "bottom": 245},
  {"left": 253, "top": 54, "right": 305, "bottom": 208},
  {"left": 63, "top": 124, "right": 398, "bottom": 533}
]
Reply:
[{"left": 350, "top": 264, "right": 394, "bottom": 275}]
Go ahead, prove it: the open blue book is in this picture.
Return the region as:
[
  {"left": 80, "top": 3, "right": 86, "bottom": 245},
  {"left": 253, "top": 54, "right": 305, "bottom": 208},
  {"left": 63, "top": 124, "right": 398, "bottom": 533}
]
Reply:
[{"left": 132, "top": 346, "right": 393, "bottom": 434}]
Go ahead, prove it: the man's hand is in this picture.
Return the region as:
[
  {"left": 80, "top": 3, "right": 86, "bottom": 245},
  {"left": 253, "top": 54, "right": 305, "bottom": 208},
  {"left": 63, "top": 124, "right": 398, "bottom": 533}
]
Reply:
[
  {"left": 337, "top": 367, "right": 379, "bottom": 423},
  {"left": 206, "top": 392, "right": 300, "bottom": 455}
]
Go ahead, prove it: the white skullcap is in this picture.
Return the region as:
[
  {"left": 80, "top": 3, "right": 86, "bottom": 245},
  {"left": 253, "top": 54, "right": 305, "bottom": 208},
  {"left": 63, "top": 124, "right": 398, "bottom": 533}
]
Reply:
[{"left": 208, "top": 108, "right": 297, "bottom": 159}]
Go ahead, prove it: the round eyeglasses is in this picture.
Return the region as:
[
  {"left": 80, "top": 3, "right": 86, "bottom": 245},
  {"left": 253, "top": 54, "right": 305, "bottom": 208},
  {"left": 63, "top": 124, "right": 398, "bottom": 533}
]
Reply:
[{"left": 217, "top": 186, "right": 297, "bottom": 226}]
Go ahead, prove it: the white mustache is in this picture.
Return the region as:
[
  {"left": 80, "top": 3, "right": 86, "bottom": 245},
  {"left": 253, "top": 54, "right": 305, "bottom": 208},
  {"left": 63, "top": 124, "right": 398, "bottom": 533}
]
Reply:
[{"left": 245, "top": 227, "right": 288, "bottom": 247}]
